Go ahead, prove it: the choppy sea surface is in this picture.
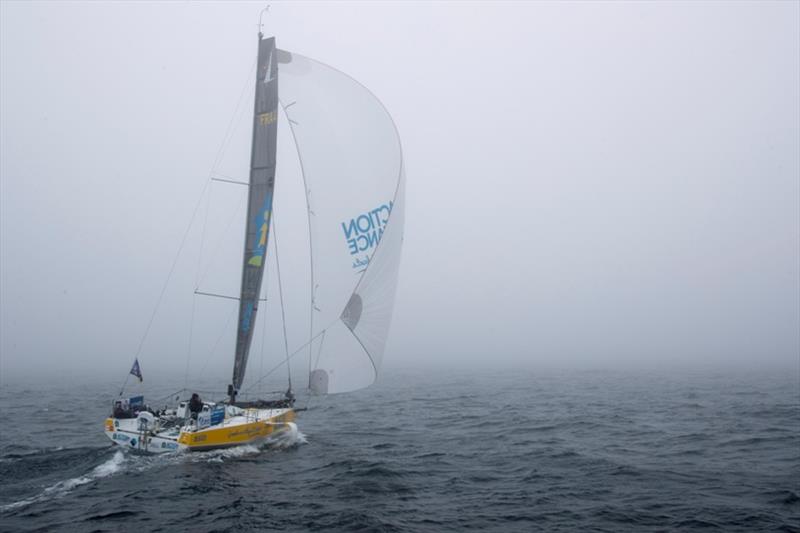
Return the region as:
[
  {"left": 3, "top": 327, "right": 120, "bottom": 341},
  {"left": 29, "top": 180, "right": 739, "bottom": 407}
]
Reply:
[{"left": 0, "top": 367, "right": 798, "bottom": 532}]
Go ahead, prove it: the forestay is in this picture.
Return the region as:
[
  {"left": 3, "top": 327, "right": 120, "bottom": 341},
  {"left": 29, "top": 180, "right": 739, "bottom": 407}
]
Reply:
[{"left": 277, "top": 50, "right": 405, "bottom": 394}]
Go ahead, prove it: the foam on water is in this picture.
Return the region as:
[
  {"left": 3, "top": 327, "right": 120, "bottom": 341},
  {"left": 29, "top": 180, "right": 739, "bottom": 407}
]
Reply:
[
  {"left": 0, "top": 450, "right": 125, "bottom": 512},
  {"left": 197, "top": 423, "right": 307, "bottom": 462},
  {"left": 119, "top": 424, "right": 307, "bottom": 469},
  {"left": 266, "top": 422, "right": 306, "bottom": 449},
  {"left": 203, "top": 444, "right": 262, "bottom": 463},
  {"left": 0, "top": 430, "right": 307, "bottom": 512}
]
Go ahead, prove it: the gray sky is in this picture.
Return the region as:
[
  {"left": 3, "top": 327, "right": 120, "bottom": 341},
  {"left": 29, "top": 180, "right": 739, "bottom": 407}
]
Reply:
[{"left": 1, "top": 1, "right": 798, "bottom": 384}]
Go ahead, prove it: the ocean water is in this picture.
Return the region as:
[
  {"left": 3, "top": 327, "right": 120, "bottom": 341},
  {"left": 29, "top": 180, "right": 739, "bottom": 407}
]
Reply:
[{"left": 0, "top": 367, "right": 798, "bottom": 532}]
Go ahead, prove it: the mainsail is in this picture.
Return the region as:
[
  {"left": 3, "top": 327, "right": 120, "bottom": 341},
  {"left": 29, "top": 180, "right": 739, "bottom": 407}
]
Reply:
[
  {"left": 231, "top": 35, "right": 278, "bottom": 399},
  {"left": 277, "top": 51, "right": 405, "bottom": 394}
]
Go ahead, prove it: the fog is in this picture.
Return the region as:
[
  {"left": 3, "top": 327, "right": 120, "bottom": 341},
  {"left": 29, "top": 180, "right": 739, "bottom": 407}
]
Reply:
[{"left": 1, "top": 1, "right": 798, "bottom": 385}]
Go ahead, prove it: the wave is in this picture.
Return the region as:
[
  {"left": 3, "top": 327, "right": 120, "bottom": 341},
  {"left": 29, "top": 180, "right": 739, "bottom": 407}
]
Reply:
[
  {"left": 0, "top": 426, "right": 308, "bottom": 513},
  {"left": 0, "top": 450, "right": 125, "bottom": 513},
  {"left": 202, "top": 444, "right": 263, "bottom": 464},
  {"left": 0, "top": 445, "right": 105, "bottom": 462},
  {"left": 265, "top": 422, "right": 307, "bottom": 449}
]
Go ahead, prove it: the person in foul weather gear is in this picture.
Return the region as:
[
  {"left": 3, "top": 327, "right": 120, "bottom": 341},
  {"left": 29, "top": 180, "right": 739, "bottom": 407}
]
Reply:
[
  {"left": 189, "top": 393, "right": 203, "bottom": 419},
  {"left": 112, "top": 401, "right": 127, "bottom": 419}
]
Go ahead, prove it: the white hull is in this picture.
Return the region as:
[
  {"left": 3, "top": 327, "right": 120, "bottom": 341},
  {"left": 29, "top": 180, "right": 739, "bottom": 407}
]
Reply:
[{"left": 104, "top": 407, "right": 295, "bottom": 453}]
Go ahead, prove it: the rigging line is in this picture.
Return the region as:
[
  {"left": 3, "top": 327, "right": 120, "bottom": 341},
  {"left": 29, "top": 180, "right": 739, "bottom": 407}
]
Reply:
[
  {"left": 185, "top": 61, "right": 254, "bottom": 387},
  {"left": 244, "top": 389, "right": 286, "bottom": 396},
  {"left": 253, "top": 213, "right": 273, "bottom": 395},
  {"left": 130, "top": 60, "right": 258, "bottom": 368},
  {"left": 117, "top": 372, "right": 130, "bottom": 398},
  {"left": 210, "top": 170, "right": 248, "bottom": 182},
  {"left": 211, "top": 67, "right": 259, "bottom": 185},
  {"left": 257, "top": 236, "right": 270, "bottom": 396},
  {"left": 210, "top": 176, "right": 249, "bottom": 187},
  {"left": 129, "top": 60, "right": 256, "bottom": 382},
  {"left": 183, "top": 388, "right": 224, "bottom": 395},
  {"left": 185, "top": 176, "right": 213, "bottom": 389},
  {"left": 278, "top": 99, "right": 316, "bottom": 384},
  {"left": 131, "top": 178, "right": 211, "bottom": 363},
  {"left": 210, "top": 58, "right": 258, "bottom": 173},
  {"left": 184, "top": 292, "right": 198, "bottom": 390},
  {"left": 229, "top": 389, "right": 287, "bottom": 403},
  {"left": 240, "top": 320, "right": 337, "bottom": 395},
  {"left": 153, "top": 388, "right": 187, "bottom": 406},
  {"left": 195, "top": 290, "right": 267, "bottom": 302},
  {"left": 314, "top": 329, "right": 326, "bottom": 370},
  {"left": 303, "top": 389, "right": 319, "bottom": 411},
  {"left": 272, "top": 215, "right": 292, "bottom": 391},
  {"left": 197, "top": 180, "right": 213, "bottom": 288},
  {"left": 196, "top": 193, "right": 248, "bottom": 289},
  {"left": 197, "top": 304, "right": 238, "bottom": 379}
]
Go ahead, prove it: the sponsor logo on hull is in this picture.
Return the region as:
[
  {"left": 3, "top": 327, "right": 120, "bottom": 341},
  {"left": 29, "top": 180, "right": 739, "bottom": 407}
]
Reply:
[{"left": 178, "top": 411, "right": 295, "bottom": 449}]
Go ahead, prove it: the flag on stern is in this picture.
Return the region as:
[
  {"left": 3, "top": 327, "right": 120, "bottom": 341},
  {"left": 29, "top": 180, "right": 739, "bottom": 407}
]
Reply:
[{"left": 130, "top": 358, "right": 143, "bottom": 382}]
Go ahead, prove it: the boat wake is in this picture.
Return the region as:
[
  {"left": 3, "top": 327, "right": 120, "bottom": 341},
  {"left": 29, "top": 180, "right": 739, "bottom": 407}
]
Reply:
[
  {"left": 0, "top": 450, "right": 125, "bottom": 513},
  {"left": 266, "top": 422, "right": 307, "bottom": 449},
  {"left": 0, "top": 426, "right": 306, "bottom": 513},
  {"left": 202, "top": 423, "right": 307, "bottom": 462},
  {"left": 203, "top": 444, "right": 263, "bottom": 463}
]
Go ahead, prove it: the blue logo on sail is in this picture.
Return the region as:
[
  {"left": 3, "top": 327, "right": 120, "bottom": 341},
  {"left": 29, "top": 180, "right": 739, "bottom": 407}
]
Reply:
[
  {"left": 248, "top": 192, "right": 273, "bottom": 268},
  {"left": 241, "top": 192, "right": 274, "bottom": 334},
  {"left": 341, "top": 202, "right": 393, "bottom": 270}
]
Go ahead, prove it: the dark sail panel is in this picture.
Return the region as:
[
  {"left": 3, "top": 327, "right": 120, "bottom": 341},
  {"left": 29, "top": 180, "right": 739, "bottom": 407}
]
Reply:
[{"left": 231, "top": 36, "right": 278, "bottom": 396}]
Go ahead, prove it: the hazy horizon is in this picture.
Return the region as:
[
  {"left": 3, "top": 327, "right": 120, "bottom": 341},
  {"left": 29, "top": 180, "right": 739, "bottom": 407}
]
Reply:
[{"left": 1, "top": 1, "right": 798, "bottom": 385}]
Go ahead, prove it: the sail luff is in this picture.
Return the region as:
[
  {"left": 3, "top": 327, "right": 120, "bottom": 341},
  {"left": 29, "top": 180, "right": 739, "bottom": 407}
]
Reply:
[
  {"left": 231, "top": 35, "right": 279, "bottom": 400},
  {"left": 276, "top": 50, "right": 404, "bottom": 394}
]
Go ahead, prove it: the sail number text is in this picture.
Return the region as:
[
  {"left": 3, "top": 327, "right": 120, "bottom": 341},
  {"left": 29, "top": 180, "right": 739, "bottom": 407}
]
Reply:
[{"left": 259, "top": 111, "right": 276, "bottom": 125}]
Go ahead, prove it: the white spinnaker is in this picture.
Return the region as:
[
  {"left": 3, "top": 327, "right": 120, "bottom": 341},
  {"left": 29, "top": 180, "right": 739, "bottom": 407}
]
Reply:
[{"left": 277, "top": 50, "right": 404, "bottom": 394}]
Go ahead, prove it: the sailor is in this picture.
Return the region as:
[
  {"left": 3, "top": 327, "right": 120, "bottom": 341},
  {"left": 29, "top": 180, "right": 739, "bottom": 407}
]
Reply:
[{"left": 189, "top": 393, "right": 203, "bottom": 419}]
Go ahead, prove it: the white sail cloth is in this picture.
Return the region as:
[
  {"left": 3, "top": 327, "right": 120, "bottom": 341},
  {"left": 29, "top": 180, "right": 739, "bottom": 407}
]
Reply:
[{"left": 277, "top": 51, "right": 405, "bottom": 394}]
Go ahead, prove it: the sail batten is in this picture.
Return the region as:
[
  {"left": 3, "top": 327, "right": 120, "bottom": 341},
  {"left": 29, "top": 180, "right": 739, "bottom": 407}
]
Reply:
[{"left": 231, "top": 36, "right": 279, "bottom": 397}]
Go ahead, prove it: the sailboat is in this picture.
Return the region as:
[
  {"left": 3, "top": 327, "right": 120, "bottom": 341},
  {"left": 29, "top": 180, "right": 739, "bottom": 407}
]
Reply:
[{"left": 104, "top": 17, "right": 405, "bottom": 453}]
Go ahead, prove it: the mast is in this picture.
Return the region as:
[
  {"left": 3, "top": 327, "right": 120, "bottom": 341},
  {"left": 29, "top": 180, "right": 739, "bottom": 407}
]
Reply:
[{"left": 229, "top": 32, "right": 278, "bottom": 403}]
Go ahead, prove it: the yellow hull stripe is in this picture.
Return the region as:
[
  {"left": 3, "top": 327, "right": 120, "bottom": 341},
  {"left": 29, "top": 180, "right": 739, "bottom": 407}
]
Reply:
[{"left": 177, "top": 411, "right": 295, "bottom": 449}]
